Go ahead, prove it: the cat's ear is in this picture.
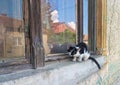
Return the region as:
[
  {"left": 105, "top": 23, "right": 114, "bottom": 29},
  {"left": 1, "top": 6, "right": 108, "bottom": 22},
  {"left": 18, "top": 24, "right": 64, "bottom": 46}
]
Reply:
[
  {"left": 76, "top": 47, "right": 81, "bottom": 51},
  {"left": 76, "top": 47, "right": 79, "bottom": 49},
  {"left": 67, "top": 46, "right": 74, "bottom": 51}
]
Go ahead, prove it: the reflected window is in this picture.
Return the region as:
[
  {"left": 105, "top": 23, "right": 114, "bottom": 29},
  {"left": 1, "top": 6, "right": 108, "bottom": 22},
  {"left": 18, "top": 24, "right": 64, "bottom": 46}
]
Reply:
[
  {"left": 0, "top": 0, "right": 25, "bottom": 62},
  {"left": 41, "top": 0, "right": 76, "bottom": 55}
]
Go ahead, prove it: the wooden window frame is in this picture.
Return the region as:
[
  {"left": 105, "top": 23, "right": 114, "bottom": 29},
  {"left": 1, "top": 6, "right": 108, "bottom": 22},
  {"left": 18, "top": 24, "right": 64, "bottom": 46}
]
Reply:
[
  {"left": 77, "top": 0, "right": 83, "bottom": 43},
  {"left": 88, "top": 0, "right": 107, "bottom": 55},
  {"left": 96, "top": 0, "right": 107, "bottom": 55},
  {"left": 28, "top": 0, "right": 45, "bottom": 68},
  {"left": 0, "top": 0, "right": 32, "bottom": 74},
  {"left": 29, "top": 0, "right": 102, "bottom": 68},
  {"left": 0, "top": 1, "right": 30, "bottom": 67},
  {"left": 0, "top": 0, "right": 107, "bottom": 72},
  {"left": 88, "top": 0, "right": 97, "bottom": 53},
  {"left": 43, "top": 0, "right": 84, "bottom": 63},
  {"left": 0, "top": 0, "right": 46, "bottom": 70}
]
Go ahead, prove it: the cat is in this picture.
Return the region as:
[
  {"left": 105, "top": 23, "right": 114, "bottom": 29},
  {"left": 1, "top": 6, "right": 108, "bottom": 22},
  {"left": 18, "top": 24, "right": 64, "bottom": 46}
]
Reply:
[{"left": 67, "top": 42, "right": 101, "bottom": 69}]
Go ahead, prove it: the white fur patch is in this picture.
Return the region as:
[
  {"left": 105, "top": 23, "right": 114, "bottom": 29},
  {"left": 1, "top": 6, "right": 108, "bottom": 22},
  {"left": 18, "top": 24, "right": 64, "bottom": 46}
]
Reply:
[
  {"left": 73, "top": 50, "right": 80, "bottom": 57},
  {"left": 82, "top": 52, "right": 90, "bottom": 61}
]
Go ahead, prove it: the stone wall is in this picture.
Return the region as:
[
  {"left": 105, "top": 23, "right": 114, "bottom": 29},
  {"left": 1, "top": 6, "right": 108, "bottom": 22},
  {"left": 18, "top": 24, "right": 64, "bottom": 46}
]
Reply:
[
  {"left": 107, "top": 0, "right": 120, "bottom": 62},
  {"left": 5, "top": 32, "right": 25, "bottom": 58},
  {"left": 106, "top": 0, "right": 120, "bottom": 84}
]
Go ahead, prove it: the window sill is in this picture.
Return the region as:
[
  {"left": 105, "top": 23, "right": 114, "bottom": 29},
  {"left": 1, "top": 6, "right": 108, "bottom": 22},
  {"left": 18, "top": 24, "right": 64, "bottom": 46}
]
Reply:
[{"left": 0, "top": 55, "right": 105, "bottom": 85}]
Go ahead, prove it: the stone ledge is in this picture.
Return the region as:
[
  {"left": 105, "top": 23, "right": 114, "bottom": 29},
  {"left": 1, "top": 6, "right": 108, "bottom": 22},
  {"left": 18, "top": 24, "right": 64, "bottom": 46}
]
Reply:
[{"left": 0, "top": 56, "right": 105, "bottom": 85}]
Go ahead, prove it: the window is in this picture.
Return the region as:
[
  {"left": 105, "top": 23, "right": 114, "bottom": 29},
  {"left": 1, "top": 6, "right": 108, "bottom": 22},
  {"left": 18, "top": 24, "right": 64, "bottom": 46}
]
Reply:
[
  {"left": 41, "top": 0, "right": 77, "bottom": 55},
  {"left": 0, "top": 0, "right": 24, "bottom": 62},
  {"left": 0, "top": 0, "right": 106, "bottom": 71},
  {"left": 41, "top": 0, "right": 104, "bottom": 62},
  {"left": 0, "top": 0, "right": 31, "bottom": 73},
  {"left": 83, "top": 0, "right": 88, "bottom": 44},
  {"left": 40, "top": 0, "right": 97, "bottom": 63}
]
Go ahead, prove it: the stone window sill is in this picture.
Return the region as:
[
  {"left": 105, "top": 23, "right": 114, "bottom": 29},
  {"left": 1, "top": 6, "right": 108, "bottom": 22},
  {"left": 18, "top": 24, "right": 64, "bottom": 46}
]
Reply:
[{"left": 0, "top": 55, "right": 105, "bottom": 85}]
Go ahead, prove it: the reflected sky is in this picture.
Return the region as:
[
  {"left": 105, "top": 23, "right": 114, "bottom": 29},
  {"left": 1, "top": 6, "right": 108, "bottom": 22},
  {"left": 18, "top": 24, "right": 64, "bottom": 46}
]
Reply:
[
  {"left": 49, "top": 0, "right": 88, "bottom": 34},
  {"left": 0, "top": 0, "right": 23, "bottom": 20},
  {"left": 0, "top": 0, "right": 88, "bottom": 34}
]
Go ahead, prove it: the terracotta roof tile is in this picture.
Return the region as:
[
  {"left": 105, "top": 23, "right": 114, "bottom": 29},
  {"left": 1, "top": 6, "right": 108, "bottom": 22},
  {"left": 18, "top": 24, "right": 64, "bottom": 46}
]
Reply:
[
  {"left": 0, "top": 14, "right": 23, "bottom": 29},
  {"left": 83, "top": 35, "right": 88, "bottom": 41},
  {"left": 52, "top": 22, "right": 75, "bottom": 33}
]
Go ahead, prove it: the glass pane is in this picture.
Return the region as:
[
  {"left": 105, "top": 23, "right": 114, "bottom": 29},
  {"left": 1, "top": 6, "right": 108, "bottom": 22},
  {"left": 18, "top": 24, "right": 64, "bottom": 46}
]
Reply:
[
  {"left": 83, "top": 0, "right": 88, "bottom": 44},
  {"left": 41, "top": 0, "right": 76, "bottom": 55},
  {"left": 0, "top": 0, "right": 25, "bottom": 63}
]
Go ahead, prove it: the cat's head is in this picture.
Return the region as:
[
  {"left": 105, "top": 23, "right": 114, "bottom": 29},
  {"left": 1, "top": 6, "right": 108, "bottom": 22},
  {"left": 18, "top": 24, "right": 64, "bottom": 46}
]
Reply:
[{"left": 67, "top": 46, "right": 81, "bottom": 57}]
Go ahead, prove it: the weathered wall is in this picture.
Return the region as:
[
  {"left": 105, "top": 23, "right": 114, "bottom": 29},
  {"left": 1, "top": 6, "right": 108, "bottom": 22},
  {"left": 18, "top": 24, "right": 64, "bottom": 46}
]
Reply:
[
  {"left": 107, "top": 0, "right": 120, "bottom": 63},
  {"left": 0, "top": 31, "right": 25, "bottom": 58},
  {"left": 5, "top": 32, "right": 25, "bottom": 57},
  {"left": 106, "top": 0, "right": 120, "bottom": 84},
  {"left": 78, "top": 0, "right": 120, "bottom": 85}
]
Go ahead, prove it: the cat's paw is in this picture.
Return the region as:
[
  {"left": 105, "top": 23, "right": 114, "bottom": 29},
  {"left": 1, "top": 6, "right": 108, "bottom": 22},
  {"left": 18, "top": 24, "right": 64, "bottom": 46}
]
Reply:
[
  {"left": 78, "top": 58, "right": 82, "bottom": 62},
  {"left": 72, "top": 58, "right": 77, "bottom": 62}
]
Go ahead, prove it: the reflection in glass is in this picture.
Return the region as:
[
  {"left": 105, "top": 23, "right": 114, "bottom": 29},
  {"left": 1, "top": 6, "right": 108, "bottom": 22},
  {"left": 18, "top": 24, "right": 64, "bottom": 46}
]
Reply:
[
  {"left": 83, "top": 0, "right": 88, "bottom": 44},
  {"left": 41, "top": 0, "right": 76, "bottom": 55},
  {"left": 0, "top": 0, "right": 25, "bottom": 62}
]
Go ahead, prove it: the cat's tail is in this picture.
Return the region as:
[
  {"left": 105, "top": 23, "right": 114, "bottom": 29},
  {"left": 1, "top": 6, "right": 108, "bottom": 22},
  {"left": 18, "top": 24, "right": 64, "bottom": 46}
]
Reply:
[{"left": 88, "top": 56, "right": 101, "bottom": 69}]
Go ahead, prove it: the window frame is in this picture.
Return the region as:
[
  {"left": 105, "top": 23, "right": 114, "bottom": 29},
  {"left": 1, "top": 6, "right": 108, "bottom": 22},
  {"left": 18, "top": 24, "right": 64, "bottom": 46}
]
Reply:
[
  {"left": 43, "top": 0, "right": 84, "bottom": 63},
  {"left": 43, "top": 0, "right": 107, "bottom": 64},
  {"left": 76, "top": 0, "right": 83, "bottom": 43},
  {"left": 29, "top": 0, "right": 96, "bottom": 68},
  {"left": 0, "top": 0, "right": 30, "bottom": 68},
  {"left": 88, "top": 0, "right": 97, "bottom": 53},
  {"left": 0, "top": 0, "right": 107, "bottom": 72}
]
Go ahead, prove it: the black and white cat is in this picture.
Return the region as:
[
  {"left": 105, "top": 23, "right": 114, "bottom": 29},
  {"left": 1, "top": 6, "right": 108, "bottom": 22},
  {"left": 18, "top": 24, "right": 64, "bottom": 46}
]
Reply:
[{"left": 67, "top": 42, "right": 101, "bottom": 69}]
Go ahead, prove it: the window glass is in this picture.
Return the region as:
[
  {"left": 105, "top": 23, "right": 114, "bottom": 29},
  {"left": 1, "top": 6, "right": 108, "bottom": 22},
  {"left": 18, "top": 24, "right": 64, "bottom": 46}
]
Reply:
[
  {"left": 0, "top": 0, "right": 25, "bottom": 63},
  {"left": 83, "top": 0, "right": 88, "bottom": 44},
  {"left": 41, "top": 0, "right": 77, "bottom": 55}
]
